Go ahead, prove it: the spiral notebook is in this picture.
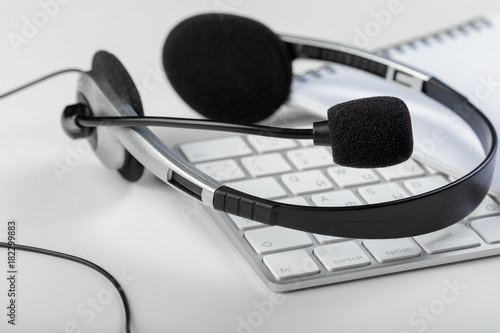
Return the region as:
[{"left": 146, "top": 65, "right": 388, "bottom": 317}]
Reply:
[{"left": 289, "top": 13, "right": 500, "bottom": 191}]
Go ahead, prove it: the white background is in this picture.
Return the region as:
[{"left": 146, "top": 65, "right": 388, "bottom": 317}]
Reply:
[{"left": 1, "top": 1, "right": 500, "bottom": 332}]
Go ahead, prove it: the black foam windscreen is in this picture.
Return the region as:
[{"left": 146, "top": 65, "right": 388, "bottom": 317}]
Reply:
[
  {"left": 163, "top": 13, "right": 293, "bottom": 124},
  {"left": 327, "top": 96, "right": 413, "bottom": 168},
  {"left": 90, "top": 50, "right": 144, "bottom": 181}
]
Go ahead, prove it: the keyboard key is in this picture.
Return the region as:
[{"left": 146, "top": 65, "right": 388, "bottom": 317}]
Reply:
[
  {"left": 241, "top": 153, "right": 292, "bottom": 177},
  {"left": 245, "top": 226, "right": 312, "bottom": 254},
  {"left": 311, "top": 189, "right": 363, "bottom": 206},
  {"left": 286, "top": 147, "right": 333, "bottom": 170},
  {"left": 413, "top": 223, "right": 480, "bottom": 254},
  {"left": 313, "top": 234, "right": 350, "bottom": 244},
  {"left": 377, "top": 159, "right": 425, "bottom": 181},
  {"left": 297, "top": 139, "right": 314, "bottom": 147},
  {"left": 179, "top": 136, "right": 252, "bottom": 163},
  {"left": 263, "top": 250, "right": 320, "bottom": 280},
  {"left": 195, "top": 159, "right": 245, "bottom": 181},
  {"left": 327, "top": 167, "right": 379, "bottom": 188},
  {"left": 314, "top": 242, "right": 371, "bottom": 271},
  {"left": 403, "top": 175, "right": 449, "bottom": 195},
  {"left": 276, "top": 197, "right": 309, "bottom": 205},
  {"left": 422, "top": 164, "right": 439, "bottom": 175},
  {"left": 471, "top": 216, "right": 500, "bottom": 244},
  {"left": 246, "top": 136, "right": 297, "bottom": 153},
  {"left": 281, "top": 170, "right": 333, "bottom": 195},
  {"left": 358, "top": 183, "right": 408, "bottom": 204},
  {"left": 228, "top": 215, "right": 265, "bottom": 230},
  {"left": 363, "top": 238, "right": 421, "bottom": 263},
  {"left": 467, "top": 195, "right": 500, "bottom": 219},
  {"left": 227, "top": 177, "right": 287, "bottom": 199}
]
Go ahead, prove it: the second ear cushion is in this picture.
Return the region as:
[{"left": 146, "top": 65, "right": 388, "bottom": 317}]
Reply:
[
  {"left": 90, "top": 51, "right": 145, "bottom": 181},
  {"left": 92, "top": 50, "right": 144, "bottom": 117},
  {"left": 163, "top": 13, "right": 293, "bottom": 124}
]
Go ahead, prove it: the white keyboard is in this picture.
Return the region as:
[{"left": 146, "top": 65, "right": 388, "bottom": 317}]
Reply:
[{"left": 176, "top": 135, "right": 500, "bottom": 291}]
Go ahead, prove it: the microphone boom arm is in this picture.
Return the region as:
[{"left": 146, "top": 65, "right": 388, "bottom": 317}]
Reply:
[{"left": 75, "top": 115, "right": 314, "bottom": 140}]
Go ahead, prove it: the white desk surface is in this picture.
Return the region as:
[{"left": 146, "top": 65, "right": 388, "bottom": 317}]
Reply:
[{"left": 2, "top": 1, "right": 500, "bottom": 332}]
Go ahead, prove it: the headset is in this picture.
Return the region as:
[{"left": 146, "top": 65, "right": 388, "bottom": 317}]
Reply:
[
  {"left": 53, "top": 13, "right": 496, "bottom": 239},
  {"left": 0, "top": 12, "right": 497, "bottom": 331}
]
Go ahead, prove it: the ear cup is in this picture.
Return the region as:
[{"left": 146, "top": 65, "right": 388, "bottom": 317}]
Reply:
[
  {"left": 92, "top": 51, "right": 144, "bottom": 117},
  {"left": 163, "top": 13, "right": 293, "bottom": 124},
  {"left": 90, "top": 51, "right": 145, "bottom": 182}
]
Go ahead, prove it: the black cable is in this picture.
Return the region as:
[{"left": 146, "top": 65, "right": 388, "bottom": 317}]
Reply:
[
  {"left": 77, "top": 115, "right": 314, "bottom": 140},
  {"left": 1, "top": 68, "right": 133, "bottom": 331},
  {"left": 1, "top": 68, "right": 133, "bottom": 330},
  {"left": 0, "top": 242, "right": 131, "bottom": 333},
  {"left": 0, "top": 68, "right": 84, "bottom": 99}
]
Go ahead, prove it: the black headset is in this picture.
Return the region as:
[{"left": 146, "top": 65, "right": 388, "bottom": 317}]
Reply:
[{"left": 59, "top": 13, "right": 496, "bottom": 239}]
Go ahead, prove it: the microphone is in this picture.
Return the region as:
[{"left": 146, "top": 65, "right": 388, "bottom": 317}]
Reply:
[
  {"left": 63, "top": 96, "right": 413, "bottom": 168},
  {"left": 314, "top": 96, "right": 413, "bottom": 168}
]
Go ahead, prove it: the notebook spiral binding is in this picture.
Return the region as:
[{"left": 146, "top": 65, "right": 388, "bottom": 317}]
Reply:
[{"left": 376, "top": 16, "right": 493, "bottom": 57}]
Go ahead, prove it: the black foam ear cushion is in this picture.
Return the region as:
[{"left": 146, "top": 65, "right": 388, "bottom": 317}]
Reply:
[
  {"left": 90, "top": 51, "right": 144, "bottom": 181},
  {"left": 163, "top": 13, "right": 293, "bottom": 124},
  {"left": 92, "top": 51, "right": 144, "bottom": 117}
]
